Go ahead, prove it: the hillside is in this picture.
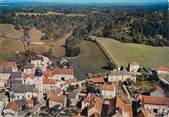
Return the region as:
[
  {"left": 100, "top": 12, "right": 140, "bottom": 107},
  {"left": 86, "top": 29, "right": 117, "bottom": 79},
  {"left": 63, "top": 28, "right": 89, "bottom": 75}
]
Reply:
[
  {"left": 69, "top": 40, "right": 109, "bottom": 80},
  {"left": 0, "top": 24, "right": 70, "bottom": 59},
  {"left": 96, "top": 37, "right": 169, "bottom": 68}
]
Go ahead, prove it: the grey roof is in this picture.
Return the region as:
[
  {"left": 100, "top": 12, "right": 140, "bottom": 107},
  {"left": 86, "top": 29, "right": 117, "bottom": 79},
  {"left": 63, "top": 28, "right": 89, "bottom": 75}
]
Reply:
[
  {"left": 10, "top": 84, "right": 35, "bottom": 93},
  {"left": 10, "top": 80, "right": 23, "bottom": 84},
  {"left": 109, "top": 71, "right": 134, "bottom": 75},
  {"left": 0, "top": 66, "right": 12, "bottom": 73},
  {"left": 16, "top": 99, "right": 26, "bottom": 106},
  {"left": 10, "top": 72, "right": 22, "bottom": 79},
  {"left": 7, "top": 80, "right": 23, "bottom": 87}
]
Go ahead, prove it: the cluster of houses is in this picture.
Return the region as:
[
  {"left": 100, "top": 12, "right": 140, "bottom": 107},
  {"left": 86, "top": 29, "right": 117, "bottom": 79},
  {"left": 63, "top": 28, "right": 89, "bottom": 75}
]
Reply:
[
  {"left": 0, "top": 54, "right": 76, "bottom": 116},
  {"left": 69, "top": 61, "right": 169, "bottom": 117},
  {"left": 0, "top": 55, "right": 169, "bottom": 117}
]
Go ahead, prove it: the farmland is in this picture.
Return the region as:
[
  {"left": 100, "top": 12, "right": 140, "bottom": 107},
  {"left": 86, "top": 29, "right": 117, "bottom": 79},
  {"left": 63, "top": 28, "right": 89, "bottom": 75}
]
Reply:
[
  {"left": 96, "top": 37, "right": 169, "bottom": 68},
  {"left": 69, "top": 40, "right": 109, "bottom": 80},
  {"left": 0, "top": 24, "right": 69, "bottom": 59}
]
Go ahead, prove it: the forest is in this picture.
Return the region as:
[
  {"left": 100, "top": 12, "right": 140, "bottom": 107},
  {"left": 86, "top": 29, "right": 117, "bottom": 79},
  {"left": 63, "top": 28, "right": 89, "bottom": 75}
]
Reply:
[{"left": 0, "top": 8, "right": 168, "bottom": 56}]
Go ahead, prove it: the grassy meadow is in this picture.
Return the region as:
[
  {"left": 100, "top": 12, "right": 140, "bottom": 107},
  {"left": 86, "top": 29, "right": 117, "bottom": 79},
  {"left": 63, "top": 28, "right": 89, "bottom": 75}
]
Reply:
[
  {"left": 69, "top": 40, "right": 109, "bottom": 80},
  {"left": 96, "top": 37, "right": 169, "bottom": 68}
]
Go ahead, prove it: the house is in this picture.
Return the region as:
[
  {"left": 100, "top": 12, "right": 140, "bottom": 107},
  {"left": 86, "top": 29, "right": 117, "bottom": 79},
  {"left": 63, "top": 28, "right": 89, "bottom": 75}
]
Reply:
[
  {"left": 26, "top": 98, "right": 34, "bottom": 108},
  {"left": 0, "top": 61, "right": 18, "bottom": 72},
  {"left": 88, "top": 77, "right": 105, "bottom": 85},
  {"left": 137, "top": 108, "right": 155, "bottom": 117},
  {"left": 68, "top": 90, "right": 79, "bottom": 106},
  {"left": 7, "top": 80, "right": 23, "bottom": 88},
  {"left": 23, "top": 63, "right": 34, "bottom": 73},
  {"left": 43, "top": 70, "right": 53, "bottom": 79},
  {"left": 137, "top": 95, "right": 169, "bottom": 116},
  {"left": 116, "top": 98, "right": 133, "bottom": 117},
  {"left": 49, "top": 95, "right": 67, "bottom": 109},
  {"left": 0, "top": 62, "right": 18, "bottom": 88},
  {"left": 128, "top": 61, "right": 140, "bottom": 72},
  {"left": 150, "top": 86, "right": 165, "bottom": 97},
  {"left": 30, "top": 55, "right": 43, "bottom": 67},
  {"left": 3, "top": 101, "right": 21, "bottom": 116},
  {"left": 65, "top": 79, "right": 77, "bottom": 85},
  {"left": 55, "top": 80, "right": 69, "bottom": 90},
  {"left": 108, "top": 71, "right": 136, "bottom": 82},
  {"left": 0, "top": 66, "right": 12, "bottom": 88},
  {"left": 43, "top": 78, "right": 56, "bottom": 92},
  {"left": 157, "top": 65, "right": 169, "bottom": 75},
  {"left": 87, "top": 95, "right": 103, "bottom": 117},
  {"left": 10, "top": 72, "right": 22, "bottom": 80},
  {"left": 81, "top": 94, "right": 103, "bottom": 117},
  {"left": 3, "top": 98, "right": 34, "bottom": 116},
  {"left": 6, "top": 71, "right": 23, "bottom": 87},
  {"left": 23, "top": 73, "right": 35, "bottom": 85},
  {"left": 9, "top": 84, "right": 37, "bottom": 101},
  {"left": 48, "top": 88, "right": 62, "bottom": 96},
  {"left": 52, "top": 68, "right": 74, "bottom": 81},
  {"left": 23, "top": 67, "right": 44, "bottom": 99},
  {"left": 100, "top": 85, "right": 116, "bottom": 99}
]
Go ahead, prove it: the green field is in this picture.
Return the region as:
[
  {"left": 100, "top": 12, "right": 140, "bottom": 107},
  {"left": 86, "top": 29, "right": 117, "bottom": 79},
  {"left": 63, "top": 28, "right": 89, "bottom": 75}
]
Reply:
[
  {"left": 69, "top": 40, "right": 109, "bottom": 80},
  {"left": 96, "top": 37, "right": 169, "bottom": 68}
]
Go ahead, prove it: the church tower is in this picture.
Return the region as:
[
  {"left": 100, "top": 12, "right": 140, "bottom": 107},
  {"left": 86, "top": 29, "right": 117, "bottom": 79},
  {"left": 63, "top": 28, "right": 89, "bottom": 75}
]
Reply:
[{"left": 35, "top": 67, "right": 43, "bottom": 99}]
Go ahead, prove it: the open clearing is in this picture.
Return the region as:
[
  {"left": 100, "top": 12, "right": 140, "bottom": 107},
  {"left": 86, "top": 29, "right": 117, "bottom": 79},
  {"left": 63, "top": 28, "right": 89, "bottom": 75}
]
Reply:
[
  {"left": 96, "top": 37, "right": 169, "bottom": 68},
  {"left": 69, "top": 40, "right": 109, "bottom": 80},
  {"left": 0, "top": 24, "right": 69, "bottom": 59}
]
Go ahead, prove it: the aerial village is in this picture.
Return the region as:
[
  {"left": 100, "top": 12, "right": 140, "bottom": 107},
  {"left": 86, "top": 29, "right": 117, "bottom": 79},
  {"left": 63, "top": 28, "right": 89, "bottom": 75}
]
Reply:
[
  {"left": 0, "top": 51, "right": 169, "bottom": 117},
  {"left": 0, "top": 25, "right": 169, "bottom": 117}
]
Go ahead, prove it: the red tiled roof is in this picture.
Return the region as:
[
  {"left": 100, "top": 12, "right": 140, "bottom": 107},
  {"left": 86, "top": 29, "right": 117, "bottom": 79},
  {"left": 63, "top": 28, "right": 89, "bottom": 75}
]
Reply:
[
  {"left": 89, "top": 77, "right": 105, "bottom": 83},
  {"left": 65, "top": 79, "right": 76, "bottom": 84},
  {"left": 0, "top": 61, "right": 17, "bottom": 68},
  {"left": 138, "top": 95, "right": 169, "bottom": 106},
  {"left": 116, "top": 98, "right": 133, "bottom": 117},
  {"left": 24, "top": 63, "right": 34, "bottom": 69},
  {"left": 100, "top": 85, "right": 114, "bottom": 91},
  {"left": 49, "top": 88, "right": 62, "bottom": 95},
  {"left": 43, "top": 78, "right": 55, "bottom": 84},
  {"left": 157, "top": 65, "right": 169, "bottom": 72},
  {"left": 5, "top": 101, "right": 21, "bottom": 111},
  {"left": 43, "top": 70, "right": 53, "bottom": 78},
  {"left": 49, "top": 95, "right": 65, "bottom": 104},
  {"left": 23, "top": 73, "right": 35, "bottom": 79},
  {"left": 26, "top": 99, "right": 33, "bottom": 105},
  {"left": 87, "top": 95, "right": 103, "bottom": 116},
  {"left": 52, "top": 68, "right": 73, "bottom": 75}
]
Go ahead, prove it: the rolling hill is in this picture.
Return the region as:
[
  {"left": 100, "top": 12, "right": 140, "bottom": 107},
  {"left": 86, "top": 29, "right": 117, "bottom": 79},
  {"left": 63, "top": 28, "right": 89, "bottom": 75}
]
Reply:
[{"left": 96, "top": 37, "right": 169, "bottom": 68}]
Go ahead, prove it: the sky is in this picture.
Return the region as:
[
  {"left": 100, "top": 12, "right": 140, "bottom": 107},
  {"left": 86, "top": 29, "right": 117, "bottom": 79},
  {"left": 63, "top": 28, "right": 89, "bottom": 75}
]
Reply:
[{"left": 0, "top": 0, "right": 168, "bottom": 3}]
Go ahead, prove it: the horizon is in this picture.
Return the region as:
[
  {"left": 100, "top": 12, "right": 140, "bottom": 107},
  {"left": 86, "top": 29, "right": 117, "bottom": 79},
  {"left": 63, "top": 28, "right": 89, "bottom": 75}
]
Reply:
[{"left": 1, "top": 0, "right": 168, "bottom": 4}]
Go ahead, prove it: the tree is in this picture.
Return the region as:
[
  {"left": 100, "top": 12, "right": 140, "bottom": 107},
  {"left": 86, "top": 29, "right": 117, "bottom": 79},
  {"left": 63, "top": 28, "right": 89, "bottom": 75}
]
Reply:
[
  {"left": 67, "top": 85, "right": 75, "bottom": 92},
  {"left": 126, "top": 79, "right": 134, "bottom": 86},
  {"left": 106, "top": 62, "right": 116, "bottom": 70},
  {"left": 42, "top": 48, "right": 53, "bottom": 59},
  {"left": 86, "top": 86, "right": 96, "bottom": 93}
]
